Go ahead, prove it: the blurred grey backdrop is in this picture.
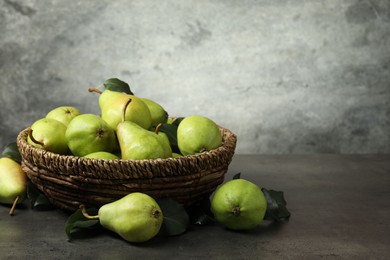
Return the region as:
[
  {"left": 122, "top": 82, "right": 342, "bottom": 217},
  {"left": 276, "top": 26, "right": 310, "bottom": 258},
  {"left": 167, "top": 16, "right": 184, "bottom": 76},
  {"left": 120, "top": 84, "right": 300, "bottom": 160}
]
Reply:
[{"left": 1, "top": 0, "right": 390, "bottom": 154}]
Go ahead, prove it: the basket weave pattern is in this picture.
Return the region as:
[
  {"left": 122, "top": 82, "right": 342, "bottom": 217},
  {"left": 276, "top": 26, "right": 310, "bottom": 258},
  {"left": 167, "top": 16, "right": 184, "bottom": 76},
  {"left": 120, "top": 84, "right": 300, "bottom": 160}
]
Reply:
[{"left": 17, "top": 127, "right": 237, "bottom": 211}]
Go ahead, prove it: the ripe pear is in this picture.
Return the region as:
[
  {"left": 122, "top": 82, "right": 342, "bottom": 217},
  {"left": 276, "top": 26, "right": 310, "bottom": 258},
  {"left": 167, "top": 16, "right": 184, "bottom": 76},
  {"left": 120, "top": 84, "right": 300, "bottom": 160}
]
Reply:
[
  {"left": 117, "top": 121, "right": 172, "bottom": 160},
  {"left": 27, "top": 118, "right": 69, "bottom": 155},
  {"left": 210, "top": 179, "right": 267, "bottom": 230},
  {"left": 46, "top": 106, "right": 81, "bottom": 126},
  {"left": 81, "top": 192, "right": 163, "bottom": 243},
  {"left": 65, "top": 114, "right": 119, "bottom": 157},
  {"left": 89, "top": 88, "right": 152, "bottom": 130},
  {"left": 116, "top": 99, "right": 172, "bottom": 160},
  {"left": 177, "top": 115, "right": 222, "bottom": 155},
  {"left": 140, "top": 98, "right": 168, "bottom": 129},
  {"left": 0, "top": 157, "right": 27, "bottom": 215},
  {"left": 84, "top": 151, "right": 120, "bottom": 160}
]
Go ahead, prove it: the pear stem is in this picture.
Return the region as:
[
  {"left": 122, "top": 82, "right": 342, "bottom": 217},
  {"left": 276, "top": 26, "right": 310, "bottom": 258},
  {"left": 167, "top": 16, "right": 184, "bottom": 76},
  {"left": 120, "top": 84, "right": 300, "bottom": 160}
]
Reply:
[
  {"left": 232, "top": 206, "right": 241, "bottom": 216},
  {"left": 79, "top": 204, "right": 99, "bottom": 220},
  {"left": 9, "top": 196, "right": 20, "bottom": 216},
  {"left": 28, "top": 129, "right": 45, "bottom": 147},
  {"left": 121, "top": 98, "right": 132, "bottom": 123},
  {"left": 154, "top": 123, "right": 162, "bottom": 134},
  {"left": 88, "top": 88, "right": 102, "bottom": 94}
]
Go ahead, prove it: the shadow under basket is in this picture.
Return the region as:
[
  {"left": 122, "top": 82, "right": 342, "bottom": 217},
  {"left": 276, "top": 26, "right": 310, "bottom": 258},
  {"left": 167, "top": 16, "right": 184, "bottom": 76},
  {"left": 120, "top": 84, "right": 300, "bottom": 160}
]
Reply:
[{"left": 17, "top": 127, "right": 237, "bottom": 212}]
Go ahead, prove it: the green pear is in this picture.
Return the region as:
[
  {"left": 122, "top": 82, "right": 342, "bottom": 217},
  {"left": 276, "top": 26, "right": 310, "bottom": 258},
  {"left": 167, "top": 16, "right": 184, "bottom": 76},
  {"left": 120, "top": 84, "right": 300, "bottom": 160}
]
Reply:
[
  {"left": 0, "top": 157, "right": 27, "bottom": 215},
  {"left": 46, "top": 106, "right": 81, "bottom": 126},
  {"left": 89, "top": 88, "right": 152, "bottom": 130},
  {"left": 27, "top": 118, "right": 69, "bottom": 155},
  {"left": 81, "top": 192, "right": 163, "bottom": 243},
  {"left": 172, "top": 153, "right": 183, "bottom": 158},
  {"left": 84, "top": 151, "right": 120, "bottom": 160},
  {"left": 156, "top": 126, "right": 173, "bottom": 158},
  {"left": 65, "top": 114, "right": 119, "bottom": 157},
  {"left": 177, "top": 115, "right": 222, "bottom": 156},
  {"left": 140, "top": 98, "right": 168, "bottom": 129},
  {"left": 116, "top": 99, "right": 172, "bottom": 160}
]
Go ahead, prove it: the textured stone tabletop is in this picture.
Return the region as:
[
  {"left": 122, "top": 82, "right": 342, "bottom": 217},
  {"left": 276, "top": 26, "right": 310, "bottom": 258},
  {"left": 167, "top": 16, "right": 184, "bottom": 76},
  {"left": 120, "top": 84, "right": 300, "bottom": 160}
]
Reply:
[{"left": 1, "top": 154, "right": 389, "bottom": 259}]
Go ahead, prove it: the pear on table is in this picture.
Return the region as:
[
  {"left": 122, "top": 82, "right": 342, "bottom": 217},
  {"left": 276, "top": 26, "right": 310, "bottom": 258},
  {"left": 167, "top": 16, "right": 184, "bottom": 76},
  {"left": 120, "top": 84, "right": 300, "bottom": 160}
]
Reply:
[
  {"left": 0, "top": 157, "right": 27, "bottom": 216},
  {"left": 80, "top": 192, "right": 163, "bottom": 243}
]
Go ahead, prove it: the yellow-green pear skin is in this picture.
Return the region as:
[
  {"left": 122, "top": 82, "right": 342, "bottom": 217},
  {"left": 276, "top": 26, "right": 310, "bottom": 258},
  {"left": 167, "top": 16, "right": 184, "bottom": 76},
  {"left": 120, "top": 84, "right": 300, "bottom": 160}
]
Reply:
[
  {"left": 99, "top": 90, "right": 152, "bottom": 130},
  {"left": 65, "top": 114, "right": 119, "bottom": 157},
  {"left": 117, "top": 121, "right": 172, "bottom": 160},
  {"left": 84, "top": 151, "right": 119, "bottom": 160},
  {"left": 177, "top": 115, "right": 222, "bottom": 156},
  {"left": 0, "top": 158, "right": 27, "bottom": 204},
  {"left": 98, "top": 192, "right": 163, "bottom": 243},
  {"left": 27, "top": 118, "right": 69, "bottom": 155},
  {"left": 46, "top": 106, "right": 81, "bottom": 126},
  {"left": 140, "top": 98, "right": 168, "bottom": 129}
]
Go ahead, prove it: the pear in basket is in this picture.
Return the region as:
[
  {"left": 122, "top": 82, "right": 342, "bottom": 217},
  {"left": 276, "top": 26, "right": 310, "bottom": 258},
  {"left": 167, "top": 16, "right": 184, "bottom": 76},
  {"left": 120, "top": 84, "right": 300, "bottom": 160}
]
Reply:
[
  {"left": 140, "top": 97, "right": 168, "bottom": 130},
  {"left": 27, "top": 118, "right": 69, "bottom": 155},
  {"left": 116, "top": 99, "right": 172, "bottom": 160},
  {"left": 89, "top": 88, "right": 152, "bottom": 130},
  {"left": 177, "top": 115, "right": 222, "bottom": 155},
  {"left": 65, "top": 114, "right": 118, "bottom": 157},
  {"left": 45, "top": 106, "right": 80, "bottom": 127}
]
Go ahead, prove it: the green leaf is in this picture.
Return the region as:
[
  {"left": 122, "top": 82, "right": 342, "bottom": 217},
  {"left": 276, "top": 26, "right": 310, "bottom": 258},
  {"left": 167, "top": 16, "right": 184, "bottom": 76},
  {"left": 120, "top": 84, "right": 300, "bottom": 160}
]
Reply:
[
  {"left": 157, "top": 198, "right": 190, "bottom": 236},
  {"left": 232, "top": 172, "right": 241, "bottom": 180},
  {"left": 1, "top": 142, "right": 21, "bottom": 163},
  {"left": 262, "top": 188, "right": 291, "bottom": 222},
  {"left": 170, "top": 117, "right": 184, "bottom": 127},
  {"left": 27, "top": 181, "right": 54, "bottom": 210},
  {"left": 65, "top": 208, "right": 99, "bottom": 241},
  {"left": 159, "top": 123, "right": 181, "bottom": 154},
  {"left": 103, "top": 78, "right": 134, "bottom": 95},
  {"left": 186, "top": 196, "right": 216, "bottom": 226}
]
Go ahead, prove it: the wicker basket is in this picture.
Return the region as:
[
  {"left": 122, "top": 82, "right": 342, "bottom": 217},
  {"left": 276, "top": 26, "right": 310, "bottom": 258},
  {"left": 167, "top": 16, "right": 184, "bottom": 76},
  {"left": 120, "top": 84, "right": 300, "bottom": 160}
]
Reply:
[{"left": 16, "top": 127, "right": 237, "bottom": 212}]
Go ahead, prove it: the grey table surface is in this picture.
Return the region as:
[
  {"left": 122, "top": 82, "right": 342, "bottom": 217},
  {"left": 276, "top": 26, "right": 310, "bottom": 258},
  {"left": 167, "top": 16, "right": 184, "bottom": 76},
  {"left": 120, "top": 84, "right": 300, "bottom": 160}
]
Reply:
[{"left": 1, "top": 154, "right": 389, "bottom": 259}]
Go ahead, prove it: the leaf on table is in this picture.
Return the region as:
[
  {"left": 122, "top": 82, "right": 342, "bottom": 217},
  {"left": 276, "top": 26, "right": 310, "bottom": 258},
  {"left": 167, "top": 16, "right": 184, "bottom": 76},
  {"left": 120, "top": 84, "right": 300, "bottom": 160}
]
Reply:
[
  {"left": 232, "top": 172, "right": 241, "bottom": 180},
  {"left": 1, "top": 142, "right": 22, "bottom": 163},
  {"left": 262, "top": 188, "right": 291, "bottom": 222},
  {"left": 186, "top": 196, "right": 216, "bottom": 226},
  {"left": 27, "top": 181, "right": 54, "bottom": 210},
  {"left": 103, "top": 78, "right": 134, "bottom": 95},
  {"left": 65, "top": 208, "right": 99, "bottom": 241},
  {"left": 157, "top": 198, "right": 190, "bottom": 237}
]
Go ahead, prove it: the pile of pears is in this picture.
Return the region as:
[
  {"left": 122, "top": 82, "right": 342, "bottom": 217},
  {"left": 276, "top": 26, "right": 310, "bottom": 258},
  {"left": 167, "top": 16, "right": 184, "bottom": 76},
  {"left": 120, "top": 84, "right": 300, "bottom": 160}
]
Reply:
[{"left": 27, "top": 78, "right": 223, "bottom": 160}]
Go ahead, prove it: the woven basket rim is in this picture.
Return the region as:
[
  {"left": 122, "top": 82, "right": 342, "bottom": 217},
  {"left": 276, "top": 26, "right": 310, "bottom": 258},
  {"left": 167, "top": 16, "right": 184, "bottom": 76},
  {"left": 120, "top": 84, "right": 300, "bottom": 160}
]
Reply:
[
  {"left": 17, "top": 126, "right": 237, "bottom": 175},
  {"left": 17, "top": 126, "right": 237, "bottom": 210}
]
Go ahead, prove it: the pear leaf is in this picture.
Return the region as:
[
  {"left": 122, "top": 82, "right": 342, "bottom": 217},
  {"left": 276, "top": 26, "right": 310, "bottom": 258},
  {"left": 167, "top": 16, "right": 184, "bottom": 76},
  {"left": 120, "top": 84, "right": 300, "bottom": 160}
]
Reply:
[
  {"left": 65, "top": 208, "right": 99, "bottom": 241},
  {"left": 157, "top": 198, "right": 190, "bottom": 236},
  {"left": 103, "top": 78, "right": 134, "bottom": 95},
  {"left": 170, "top": 117, "right": 184, "bottom": 127},
  {"left": 159, "top": 123, "right": 180, "bottom": 154},
  {"left": 262, "top": 188, "right": 291, "bottom": 222},
  {"left": 186, "top": 196, "right": 216, "bottom": 226},
  {"left": 27, "top": 181, "right": 54, "bottom": 210},
  {"left": 232, "top": 172, "right": 241, "bottom": 180},
  {"left": 1, "top": 142, "right": 22, "bottom": 163}
]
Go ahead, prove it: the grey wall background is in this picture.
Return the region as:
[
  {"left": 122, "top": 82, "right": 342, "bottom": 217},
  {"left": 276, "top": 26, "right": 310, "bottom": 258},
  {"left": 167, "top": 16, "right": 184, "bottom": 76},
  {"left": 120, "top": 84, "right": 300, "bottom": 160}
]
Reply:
[{"left": 1, "top": 0, "right": 389, "bottom": 154}]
